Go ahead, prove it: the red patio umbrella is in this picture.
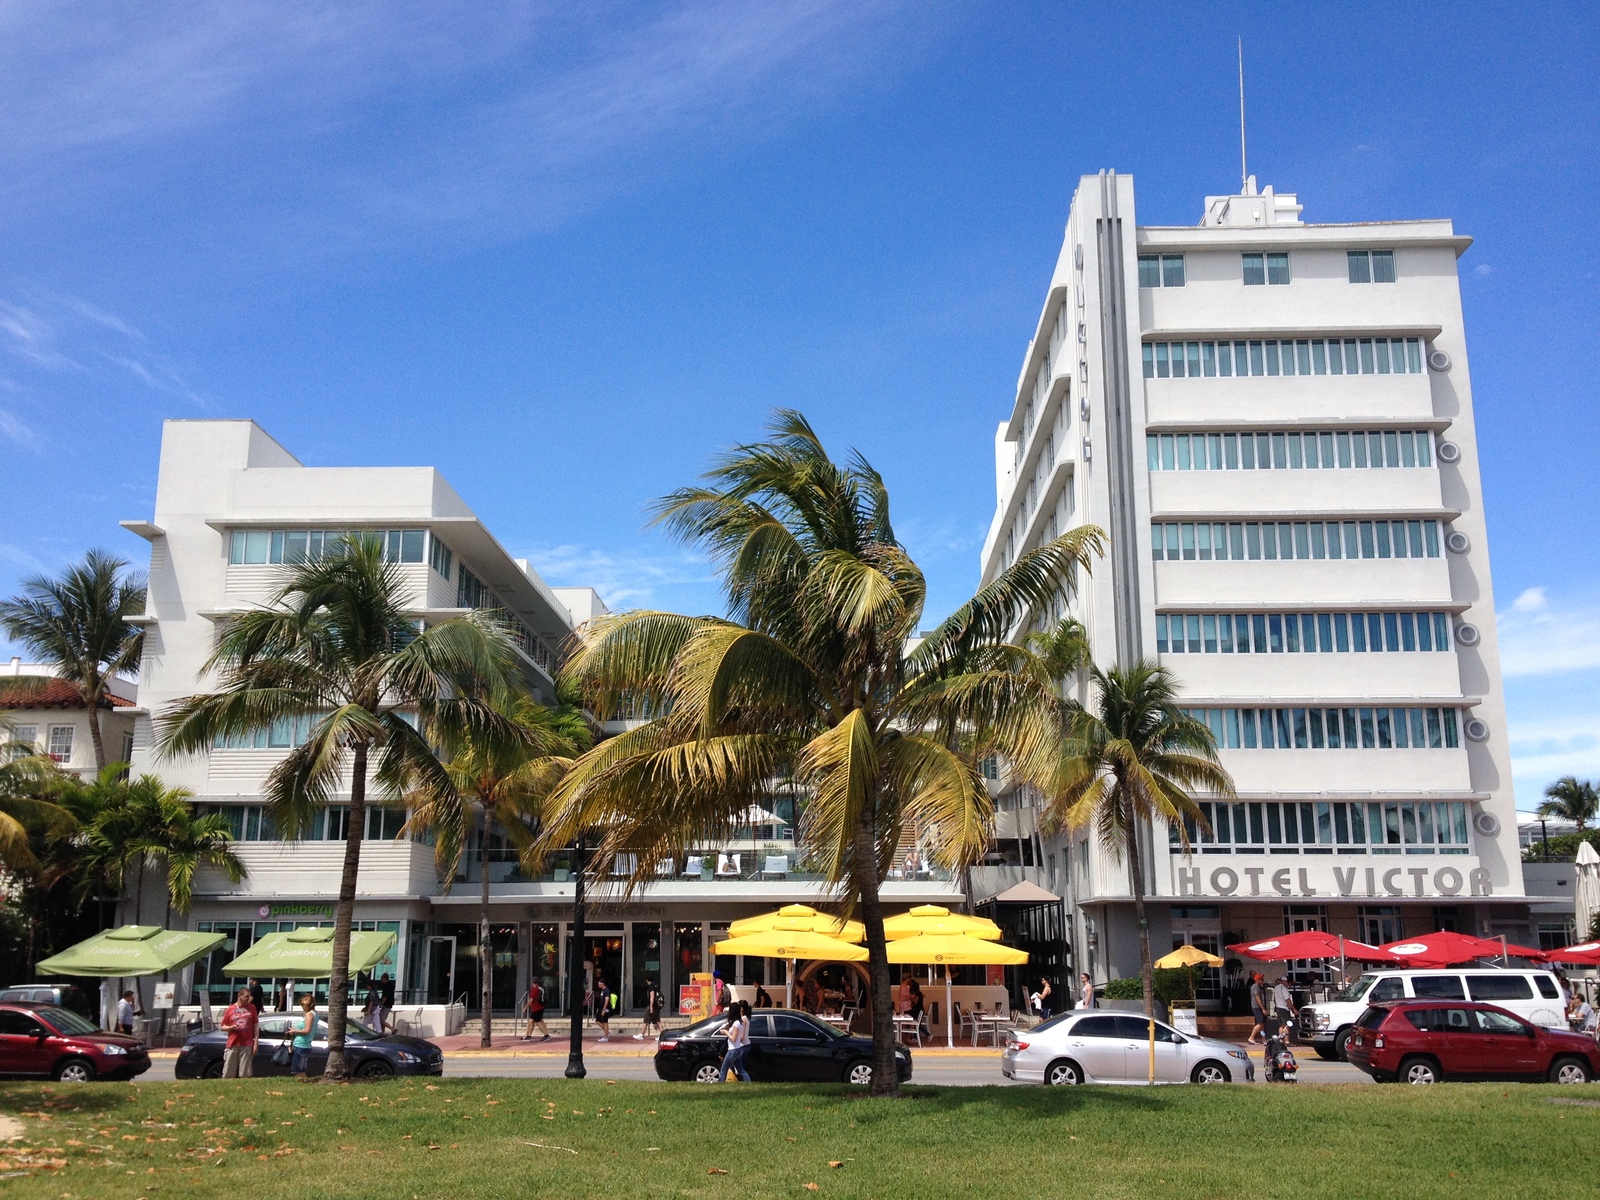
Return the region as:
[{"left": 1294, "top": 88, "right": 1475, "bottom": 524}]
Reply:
[
  {"left": 1543, "top": 941, "right": 1600, "bottom": 966},
  {"left": 1381, "top": 930, "right": 1546, "bottom": 967},
  {"left": 1227, "top": 931, "right": 1399, "bottom": 964}
]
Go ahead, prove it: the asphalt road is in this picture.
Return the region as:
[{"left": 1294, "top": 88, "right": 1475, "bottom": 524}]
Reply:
[{"left": 139, "top": 1051, "right": 1369, "bottom": 1086}]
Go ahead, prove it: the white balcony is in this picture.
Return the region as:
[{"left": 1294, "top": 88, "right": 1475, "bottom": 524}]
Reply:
[{"left": 195, "top": 839, "right": 438, "bottom": 899}]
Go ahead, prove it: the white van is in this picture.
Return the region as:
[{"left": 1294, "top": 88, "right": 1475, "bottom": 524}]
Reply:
[{"left": 1297, "top": 969, "right": 1566, "bottom": 1060}]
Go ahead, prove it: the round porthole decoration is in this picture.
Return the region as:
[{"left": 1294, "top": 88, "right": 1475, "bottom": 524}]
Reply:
[
  {"left": 1454, "top": 623, "right": 1481, "bottom": 647},
  {"left": 1436, "top": 440, "right": 1461, "bottom": 464},
  {"left": 1445, "top": 531, "right": 1471, "bottom": 554},
  {"left": 1472, "top": 810, "right": 1500, "bottom": 836},
  {"left": 1464, "top": 718, "right": 1491, "bottom": 743},
  {"left": 1428, "top": 349, "right": 1451, "bottom": 372}
]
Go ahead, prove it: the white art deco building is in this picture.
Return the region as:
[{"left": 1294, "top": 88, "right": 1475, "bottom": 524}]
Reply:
[{"left": 978, "top": 174, "right": 1535, "bottom": 1006}]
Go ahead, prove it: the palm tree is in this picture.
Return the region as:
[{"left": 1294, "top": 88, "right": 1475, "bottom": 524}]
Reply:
[
  {"left": 0, "top": 736, "right": 73, "bottom": 873},
  {"left": 158, "top": 539, "right": 524, "bottom": 1080},
  {"left": 137, "top": 790, "right": 246, "bottom": 923},
  {"left": 0, "top": 550, "right": 146, "bottom": 770},
  {"left": 537, "top": 411, "right": 1104, "bottom": 1095},
  {"left": 1045, "top": 662, "right": 1234, "bottom": 1018},
  {"left": 1538, "top": 777, "right": 1599, "bottom": 832},
  {"left": 1023, "top": 617, "right": 1092, "bottom": 689},
  {"left": 406, "top": 696, "right": 590, "bottom": 1048}
]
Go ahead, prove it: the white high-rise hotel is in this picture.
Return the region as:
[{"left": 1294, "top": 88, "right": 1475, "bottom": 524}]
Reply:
[{"left": 980, "top": 173, "right": 1533, "bottom": 998}]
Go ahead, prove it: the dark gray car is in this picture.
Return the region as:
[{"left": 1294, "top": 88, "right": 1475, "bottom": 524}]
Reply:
[{"left": 175, "top": 1012, "right": 442, "bottom": 1079}]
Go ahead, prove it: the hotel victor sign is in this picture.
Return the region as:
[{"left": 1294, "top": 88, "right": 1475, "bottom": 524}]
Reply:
[{"left": 1171, "top": 861, "right": 1494, "bottom": 899}]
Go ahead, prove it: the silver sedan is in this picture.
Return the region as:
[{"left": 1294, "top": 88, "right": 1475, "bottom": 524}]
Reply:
[{"left": 1000, "top": 1011, "right": 1255, "bottom": 1085}]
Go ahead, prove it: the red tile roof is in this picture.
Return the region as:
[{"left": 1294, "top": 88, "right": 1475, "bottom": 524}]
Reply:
[{"left": 0, "top": 678, "right": 134, "bottom": 710}]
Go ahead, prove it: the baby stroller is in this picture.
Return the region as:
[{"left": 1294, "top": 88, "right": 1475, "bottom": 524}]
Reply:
[{"left": 1262, "top": 1018, "right": 1298, "bottom": 1083}]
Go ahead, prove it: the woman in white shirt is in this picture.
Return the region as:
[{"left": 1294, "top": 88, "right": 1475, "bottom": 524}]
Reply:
[{"left": 718, "top": 1001, "right": 752, "bottom": 1082}]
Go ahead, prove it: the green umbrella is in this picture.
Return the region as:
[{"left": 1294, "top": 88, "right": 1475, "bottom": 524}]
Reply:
[
  {"left": 34, "top": 925, "right": 226, "bottom": 978},
  {"left": 221, "top": 926, "right": 397, "bottom": 978}
]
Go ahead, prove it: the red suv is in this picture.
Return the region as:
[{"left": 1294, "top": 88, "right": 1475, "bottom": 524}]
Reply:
[
  {"left": 0, "top": 1004, "right": 151, "bottom": 1082},
  {"left": 1346, "top": 1000, "right": 1599, "bottom": 1085}
]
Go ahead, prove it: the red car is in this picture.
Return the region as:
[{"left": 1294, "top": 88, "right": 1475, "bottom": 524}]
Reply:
[
  {"left": 1346, "top": 1000, "right": 1599, "bottom": 1085},
  {"left": 0, "top": 1004, "right": 151, "bottom": 1082}
]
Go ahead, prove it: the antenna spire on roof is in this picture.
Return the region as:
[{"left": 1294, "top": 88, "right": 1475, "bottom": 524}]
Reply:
[{"left": 1238, "top": 36, "right": 1248, "bottom": 194}]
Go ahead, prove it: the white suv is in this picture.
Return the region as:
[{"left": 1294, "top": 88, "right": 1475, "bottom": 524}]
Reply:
[{"left": 1298, "top": 968, "right": 1566, "bottom": 1060}]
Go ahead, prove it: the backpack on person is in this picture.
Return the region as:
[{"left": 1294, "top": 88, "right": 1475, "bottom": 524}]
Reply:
[{"left": 608, "top": 990, "right": 619, "bottom": 1013}]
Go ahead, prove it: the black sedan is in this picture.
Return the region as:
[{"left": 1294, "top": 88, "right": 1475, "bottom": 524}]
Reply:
[
  {"left": 175, "top": 1011, "right": 443, "bottom": 1080},
  {"left": 655, "top": 1008, "right": 912, "bottom": 1086}
]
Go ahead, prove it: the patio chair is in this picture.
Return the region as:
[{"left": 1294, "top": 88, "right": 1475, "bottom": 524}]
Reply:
[
  {"left": 682, "top": 855, "right": 704, "bottom": 877},
  {"left": 716, "top": 852, "right": 742, "bottom": 877},
  {"left": 611, "top": 852, "right": 637, "bottom": 876},
  {"left": 655, "top": 858, "right": 676, "bottom": 877},
  {"left": 761, "top": 854, "right": 789, "bottom": 878}
]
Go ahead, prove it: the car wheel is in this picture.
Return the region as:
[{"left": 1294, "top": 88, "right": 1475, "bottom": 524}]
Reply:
[
  {"left": 1190, "top": 1061, "right": 1230, "bottom": 1084},
  {"left": 1313, "top": 1047, "right": 1340, "bottom": 1062},
  {"left": 1549, "top": 1057, "right": 1592, "bottom": 1085},
  {"left": 202, "top": 1060, "right": 224, "bottom": 1080},
  {"left": 1044, "top": 1059, "right": 1082, "bottom": 1086},
  {"left": 844, "top": 1060, "right": 873, "bottom": 1087},
  {"left": 1400, "top": 1056, "right": 1440, "bottom": 1085},
  {"left": 693, "top": 1063, "right": 723, "bottom": 1084},
  {"left": 53, "top": 1058, "right": 96, "bottom": 1083},
  {"left": 1334, "top": 1028, "right": 1355, "bottom": 1061},
  {"left": 354, "top": 1059, "right": 395, "bottom": 1080}
]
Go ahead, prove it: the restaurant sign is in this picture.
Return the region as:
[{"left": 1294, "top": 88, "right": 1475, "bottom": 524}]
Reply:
[
  {"left": 257, "top": 903, "right": 335, "bottom": 918},
  {"left": 1173, "top": 862, "right": 1494, "bottom": 900}
]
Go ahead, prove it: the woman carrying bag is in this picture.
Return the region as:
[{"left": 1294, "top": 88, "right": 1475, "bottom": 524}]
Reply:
[{"left": 289, "top": 994, "right": 317, "bottom": 1080}]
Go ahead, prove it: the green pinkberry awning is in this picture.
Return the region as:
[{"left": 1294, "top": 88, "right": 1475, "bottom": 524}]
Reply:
[
  {"left": 34, "top": 925, "right": 226, "bottom": 978},
  {"left": 220, "top": 925, "right": 397, "bottom": 978}
]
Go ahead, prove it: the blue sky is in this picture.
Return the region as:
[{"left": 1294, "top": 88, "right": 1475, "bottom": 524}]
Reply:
[{"left": 0, "top": 2, "right": 1594, "bottom": 809}]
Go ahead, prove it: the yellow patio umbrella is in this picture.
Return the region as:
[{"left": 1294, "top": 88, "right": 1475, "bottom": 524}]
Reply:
[
  {"left": 886, "top": 932, "right": 1028, "bottom": 1047},
  {"left": 728, "top": 904, "right": 865, "bottom": 943},
  {"left": 713, "top": 929, "right": 867, "bottom": 1008},
  {"left": 1144, "top": 945, "right": 1226, "bottom": 1085},
  {"left": 882, "top": 904, "right": 1001, "bottom": 942}
]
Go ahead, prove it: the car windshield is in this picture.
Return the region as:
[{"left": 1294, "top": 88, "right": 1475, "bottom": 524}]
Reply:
[
  {"left": 1332, "top": 975, "right": 1377, "bottom": 1004},
  {"left": 673, "top": 1014, "right": 734, "bottom": 1039},
  {"left": 36, "top": 1006, "right": 100, "bottom": 1035}
]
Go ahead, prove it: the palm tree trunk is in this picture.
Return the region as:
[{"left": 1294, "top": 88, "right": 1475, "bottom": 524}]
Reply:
[
  {"left": 1125, "top": 812, "right": 1153, "bottom": 1017},
  {"left": 480, "top": 803, "right": 492, "bottom": 1049},
  {"left": 854, "top": 815, "right": 898, "bottom": 1097},
  {"left": 85, "top": 698, "right": 107, "bottom": 771},
  {"left": 325, "top": 741, "right": 368, "bottom": 1082}
]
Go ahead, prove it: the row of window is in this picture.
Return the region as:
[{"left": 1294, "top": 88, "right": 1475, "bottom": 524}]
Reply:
[
  {"left": 227, "top": 528, "right": 454, "bottom": 582},
  {"left": 456, "top": 566, "right": 557, "bottom": 673},
  {"left": 1182, "top": 706, "right": 1462, "bottom": 751},
  {"left": 196, "top": 803, "right": 409, "bottom": 842},
  {"left": 1157, "top": 611, "right": 1453, "bottom": 656},
  {"left": 1143, "top": 337, "right": 1423, "bottom": 379},
  {"left": 1171, "top": 800, "right": 1472, "bottom": 854},
  {"left": 1147, "top": 429, "right": 1434, "bottom": 472},
  {"left": 1151, "top": 519, "right": 1442, "bottom": 562},
  {"left": 5, "top": 723, "right": 75, "bottom": 762},
  {"left": 1137, "top": 250, "right": 1397, "bottom": 289}
]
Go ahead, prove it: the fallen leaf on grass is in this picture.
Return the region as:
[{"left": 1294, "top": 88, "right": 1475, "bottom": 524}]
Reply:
[
  {"left": 519, "top": 1142, "right": 578, "bottom": 1155},
  {"left": 265, "top": 1092, "right": 283, "bottom": 1097},
  {"left": 804, "top": 1185, "right": 819, "bottom": 1192},
  {"left": 829, "top": 1161, "right": 843, "bottom": 1168},
  {"left": 708, "top": 1167, "right": 729, "bottom": 1175}
]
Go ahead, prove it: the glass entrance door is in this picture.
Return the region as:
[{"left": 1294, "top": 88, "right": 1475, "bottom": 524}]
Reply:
[
  {"left": 426, "top": 936, "right": 456, "bottom": 1004},
  {"left": 566, "top": 932, "right": 624, "bottom": 1016}
]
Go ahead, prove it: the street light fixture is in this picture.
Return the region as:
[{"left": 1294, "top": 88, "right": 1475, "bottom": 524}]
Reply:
[{"left": 565, "top": 833, "right": 587, "bottom": 1079}]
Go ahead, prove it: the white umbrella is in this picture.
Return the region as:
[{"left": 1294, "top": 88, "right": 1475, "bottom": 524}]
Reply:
[
  {"left": 734, "top": 805, "right": 783, "bottom": 827},
  {"left": 1575, "top": 841, "right": 1600, "bottom": 946}
]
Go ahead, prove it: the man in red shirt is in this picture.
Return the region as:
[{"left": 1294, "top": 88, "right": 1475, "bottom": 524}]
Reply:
[{"left": 220, "top": 987, "right": 259, "bottom": 1078}]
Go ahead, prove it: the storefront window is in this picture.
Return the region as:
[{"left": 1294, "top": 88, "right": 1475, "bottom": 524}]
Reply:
[
  {"left": 673, "top": 923, "right": 703, "bottom": 1012},
  {"left": 631, "top": 923, "right": 662, "bottom": 1010},
  {"left": 528, "top": 924, "right": 560, "bottom": 1013}
]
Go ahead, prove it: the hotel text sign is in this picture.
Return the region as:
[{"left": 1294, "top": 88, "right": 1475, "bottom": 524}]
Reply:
[{"left": 1174, "top": 863, "right": 1493, "bottom": 900}]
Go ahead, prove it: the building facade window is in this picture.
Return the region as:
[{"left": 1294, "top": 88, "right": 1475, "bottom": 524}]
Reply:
[
  {"left": 1348, "top": 250, "right": 1397, "bottom": 283},
  {"left": 1156, "top": 611, "right": 1452, "bottom": 655},
  {"left": 213, "top": 711, "right": 323, "bottom": 749},
  {"left": 1150, "top": 518, "right": 1441, "bottom": 562},
  {"left": 1147, "top": 430, "right": 1433, "bottom": 472},
  {"left": 1172, "top": 799, "right": 1471, "bottom": 855},
  {"left": 228, "top": 528, "right": 431, "bottom": 567},
  {"left": 47, "top": 725, "right": 74, "bottom": 763},
  {"left": 9, "top": 724, "right": 37, "bottom": 752},
  {"left": 456, "top": 566, "right": 557, "bottom": 674},
  {"left": 1138, "top": 254, "right": 1185, "bottom": 287},
  {"left": 1180, "top": 706, "right": 1461, "bottom": 751},
  {"left": 1142, "top": 336, "right": 1423, "bottom": 378},
  {"left": 1241, "top": 252, "right": 1290, "bottom": 286},
  {"left": 429, "top": 536, "right": 453, "bottom": 581}
]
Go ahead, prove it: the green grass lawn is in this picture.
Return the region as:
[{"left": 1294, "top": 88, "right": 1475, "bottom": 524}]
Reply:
[{"left": 2, "top": 1077, "right": 1597, "bottom": 1200}]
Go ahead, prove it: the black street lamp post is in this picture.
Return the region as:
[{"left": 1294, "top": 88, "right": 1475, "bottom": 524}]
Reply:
[{"left": 565, "top": 834, "right": 587, "bottom": 1079}]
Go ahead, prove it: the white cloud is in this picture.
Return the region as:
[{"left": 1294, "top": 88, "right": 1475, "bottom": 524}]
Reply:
[
  {"left": 1473, "top": 263, "right": 1493, "bottom": 277},
  {"left": 0, "top": 1, "right": 935, "bottom": 249},
  {"left": 523, "top": 540, "right": 719, "bottom": 611},
  {"left": 1496, "top": 588, "right": 1600, "bottom": 677},
  {"left": 1510, "top": 710, "right": 1600, "bottom": 803},
  {"left": 0, "top": 407, "right": 41, "bottom": 451}
]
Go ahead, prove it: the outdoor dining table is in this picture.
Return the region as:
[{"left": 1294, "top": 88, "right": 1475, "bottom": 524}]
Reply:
[
  {"left": 970, "top": 1012, "right": 1010, "bottom": 1046},
  {"left": 818, "top": 1013, "right": 852, "bottom": 1031}
]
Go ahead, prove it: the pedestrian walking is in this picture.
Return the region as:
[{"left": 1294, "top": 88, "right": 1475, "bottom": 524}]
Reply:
[
  {"left": 1078, "top": 973, "right": 1095, "bottom": 1010},
  {"left": 595, "top": 978, "right": 613, "bottom": 1042},
  {"left": 1248, "top": 973, "right": 1269, "bottom": 1044},
  {"left": 524, "top": 978, "right": 551, "bottom": 1041},
  {"left": 290, "top": 993, "right": 317, "bottom": 1080},
  {"left": 116, "top": 990, "right": 137, "bottom": 1035},
  {"left": 754, "top": 984, "right": 772, "bottom": 1008},
  {"left": 362, "top": 979, "right": 381, "bottom": 1028},
  {"left": 636, "top": 980, "right": 663, "bottom": 1040},
  {"left": 376, "top": 972, "right": 395, "bottom": 1032},
  {"left": 713, "top": 972, "right": 730, "bottom": 1015},
  {"left": 220, "top": 988, "right": 259, "bottom": 1078},
  {"left": 1272, "top": 976, "right": 1298, "bottom": 1041},
  {"left": 1031, "top": 977, "right": 1053, "bottom": 1020},
  {"left": 246, "top": 978, "right": 265, "bottom": 1013},
  {"left": 718, "top": 1001, "right": 752, "bottom": 1082}
]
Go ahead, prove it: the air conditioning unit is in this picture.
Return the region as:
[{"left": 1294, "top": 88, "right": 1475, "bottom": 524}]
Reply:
[
  {"left": 1473, "top": 810, "right": 1500, "bottom": 837},
  {"left": 1435, "top": 440, "right": 1461, "bottom": 464},
  {"left": 1453, "top": 623, "right": 1481, "bottom": 647},
  {"left": 1445, "top": 531, "right": 1472, "bottom": 554},
  {"left": 1428, "top": 349, "right": 1452, "bottom": 372}
]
